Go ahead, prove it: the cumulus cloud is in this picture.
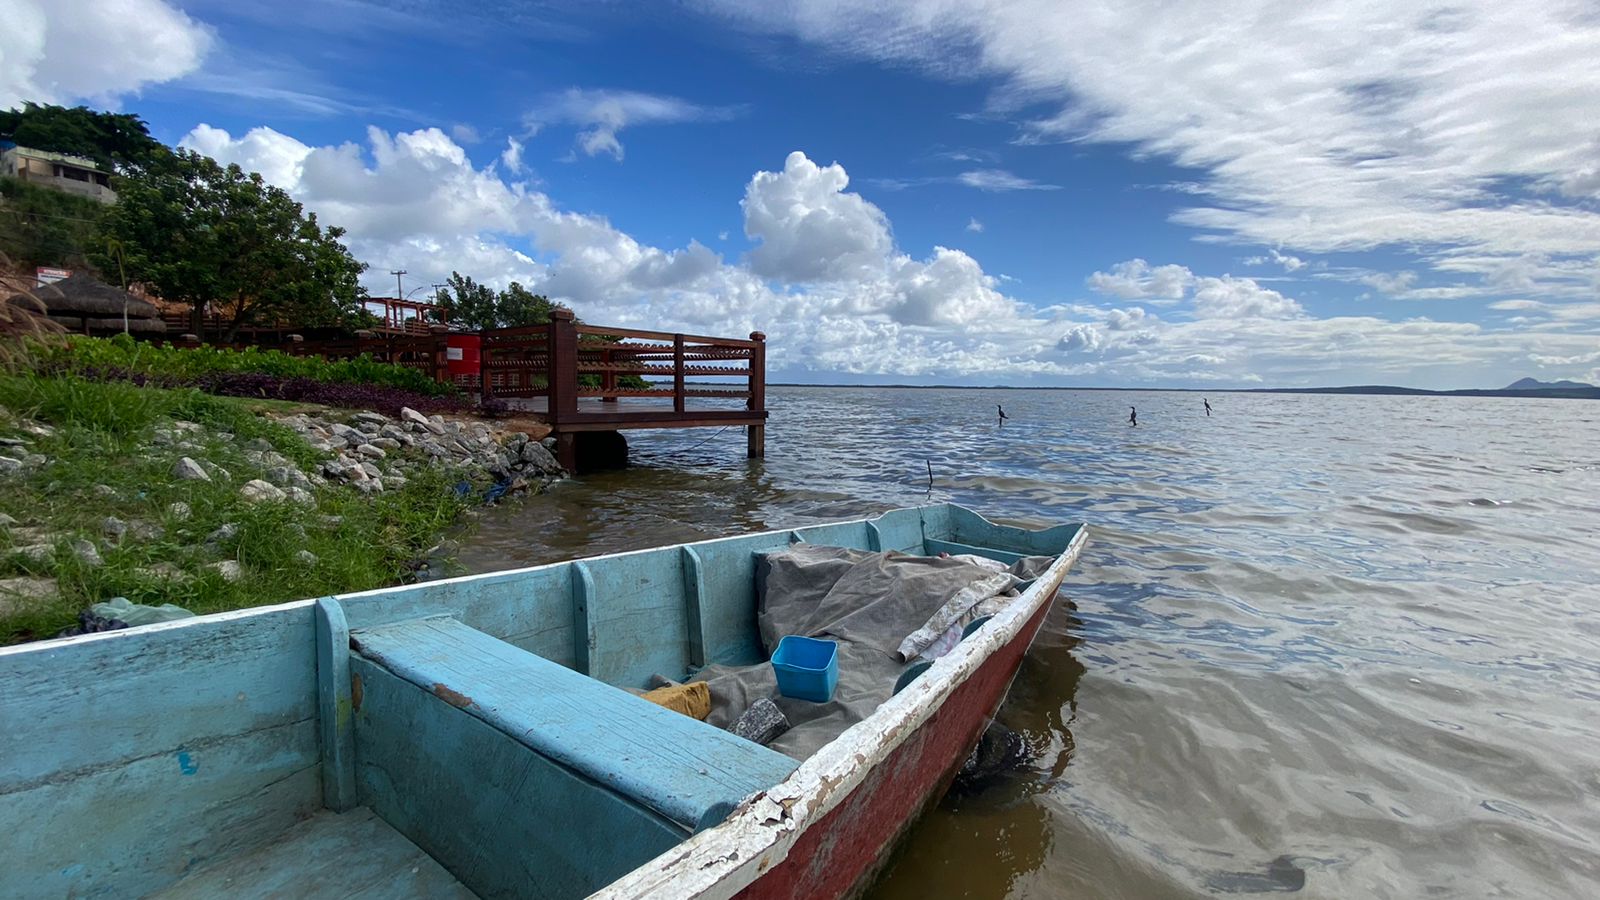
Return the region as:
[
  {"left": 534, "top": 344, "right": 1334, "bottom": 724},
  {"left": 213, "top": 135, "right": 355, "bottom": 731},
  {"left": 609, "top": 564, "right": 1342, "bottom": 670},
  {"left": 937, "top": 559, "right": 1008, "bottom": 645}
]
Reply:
[
  {"left": 1087, "top": 259, "right": 1193, "bottom": 300},
  {"left": 693, "top": 0, "right": 1600, "bottom": 307},
  {"left": 1190, "top": 276, "right": 1304, "bottom": 319},
  {"left": 966, "top": 217, "right": 984, "bottom": 233},
  {"left": 1105, "top": 306, "right": 1152, "bottom": 330},
  {"left": 0, "top": 0, "right": 210, "bottom": 106},
  {"left": 1057, "top": 324, "right": 1103, "bottom": 353},
  {"left": 175, "top": 122, "right": 1600, "bottom": 387},
  {"left": 743, "top": 151, "right": 895, "bottom": 283},
  {"left": 525, "top": 88, "right": 741, "bottom": 161}
]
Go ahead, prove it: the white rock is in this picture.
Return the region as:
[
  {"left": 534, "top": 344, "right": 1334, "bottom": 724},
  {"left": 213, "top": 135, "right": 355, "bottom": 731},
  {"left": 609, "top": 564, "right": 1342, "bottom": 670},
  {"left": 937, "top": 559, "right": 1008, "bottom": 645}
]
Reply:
[
  {"left": 206, "top": 523, "right": 239, "bottom": 544},
  {"left": 0, "top": 576, "right": 57, "bottom": 611},
  {"left": 207, "top": 560, "right": 243, "bottom": 582},
  {"left": 102, "top": 516, "right": 127, "bottom": 539},
  {"left": 167, "top": 501, "right": 192, "bottom": 521},
  {"left": 14, "top": 543, "right": 53, "bottom": 563},
  {"left": 240, "top": 479, "right": 287, "bottom": 503},
  {"left": 285, "top": 486, "right": 315, "bottom": 505},
  {"left": 135, "top": 563, "right": 186, "bottom": 582},
  {"left": 71, "top": 539, "right": 103, "bottom": 567},
  {"left": 173, "top": 457, "right": 210, "bottom": 482},
  {"left": 355, "top": 443, "right": 387, "bottom": 460},
  {"left": 0, "top": 512, "right": 17, "bottom": 528},
  {"left": 0, "top": 456, "right": 23, "bottom": 474},
  {"left": 519, "top": 441, "right": 562, "bottom": 474},
  {"left": 294, "top": 549, "right": 319, "bottom": 567}
]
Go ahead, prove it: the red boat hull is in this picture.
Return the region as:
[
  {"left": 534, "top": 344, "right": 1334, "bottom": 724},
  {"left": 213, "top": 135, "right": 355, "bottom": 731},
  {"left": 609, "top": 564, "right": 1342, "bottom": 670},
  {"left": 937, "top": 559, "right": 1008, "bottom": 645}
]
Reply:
[{"left": 734, "top": 594, "right": 1054, "bottom": 899}]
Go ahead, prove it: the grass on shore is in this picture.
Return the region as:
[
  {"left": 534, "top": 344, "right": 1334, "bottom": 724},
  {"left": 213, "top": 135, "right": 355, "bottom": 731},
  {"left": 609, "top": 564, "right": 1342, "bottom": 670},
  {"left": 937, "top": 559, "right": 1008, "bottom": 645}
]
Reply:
[{"left": 0, "top": 373, "right": 474, "bottom": 644}]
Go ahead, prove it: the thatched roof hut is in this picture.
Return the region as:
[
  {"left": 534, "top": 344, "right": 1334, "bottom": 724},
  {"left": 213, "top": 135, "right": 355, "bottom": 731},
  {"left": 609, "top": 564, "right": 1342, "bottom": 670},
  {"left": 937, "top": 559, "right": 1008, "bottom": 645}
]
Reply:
[{"left": 19, "top": 274, "right": 166, "bottom": 334}]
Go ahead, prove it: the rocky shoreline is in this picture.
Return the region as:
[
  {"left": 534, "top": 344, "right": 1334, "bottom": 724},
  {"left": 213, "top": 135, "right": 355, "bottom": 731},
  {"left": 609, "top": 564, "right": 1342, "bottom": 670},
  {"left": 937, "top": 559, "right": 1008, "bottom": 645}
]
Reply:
[
  {"left": 1, "top": 395, "right": 568, "bottom": 639},
  {"left": 278, "top": 405, "right": 567, "bottom": 495}
]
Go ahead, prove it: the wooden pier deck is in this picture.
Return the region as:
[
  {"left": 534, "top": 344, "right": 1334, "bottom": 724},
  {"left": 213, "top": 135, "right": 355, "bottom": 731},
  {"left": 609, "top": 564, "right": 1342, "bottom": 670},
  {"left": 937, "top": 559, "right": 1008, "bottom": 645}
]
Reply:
[
  {"left": 162, "top": 307, "right": 767, "bottom": 471},
  {"left": 477, "top": 310, "right": 766, "bottom": 470}
]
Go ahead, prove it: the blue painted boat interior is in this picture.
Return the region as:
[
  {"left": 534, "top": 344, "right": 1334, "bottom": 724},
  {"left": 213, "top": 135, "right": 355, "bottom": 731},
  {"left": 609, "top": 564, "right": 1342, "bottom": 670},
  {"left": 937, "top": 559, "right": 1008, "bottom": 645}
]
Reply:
[{"left": 0, "top": 504, "right": 1081, "bottom": 900}]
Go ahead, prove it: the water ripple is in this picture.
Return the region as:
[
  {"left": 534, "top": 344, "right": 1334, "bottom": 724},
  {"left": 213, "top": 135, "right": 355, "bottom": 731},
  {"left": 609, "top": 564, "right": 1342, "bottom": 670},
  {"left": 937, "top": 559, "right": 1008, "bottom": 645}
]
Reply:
[{"left": 453, "top": 387, "right": 1600, "bottom": 899}]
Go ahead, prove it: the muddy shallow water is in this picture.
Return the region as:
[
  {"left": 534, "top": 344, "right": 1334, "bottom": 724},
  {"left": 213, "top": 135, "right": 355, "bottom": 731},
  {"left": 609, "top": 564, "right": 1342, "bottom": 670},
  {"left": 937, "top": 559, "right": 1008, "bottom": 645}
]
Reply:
[{"left": 451, "top": 386, "right": 1600, "bottom": 899}]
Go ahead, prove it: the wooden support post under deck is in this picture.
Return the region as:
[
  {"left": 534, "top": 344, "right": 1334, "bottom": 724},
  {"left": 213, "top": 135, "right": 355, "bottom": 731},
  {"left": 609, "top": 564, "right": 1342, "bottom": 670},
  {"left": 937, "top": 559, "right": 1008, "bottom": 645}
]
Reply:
[
  {"left": 747, "top": 331, "right": 766, "bottom": 459},
  {"left": 555, "top": 432, "right": 577, "bottom": 473}
]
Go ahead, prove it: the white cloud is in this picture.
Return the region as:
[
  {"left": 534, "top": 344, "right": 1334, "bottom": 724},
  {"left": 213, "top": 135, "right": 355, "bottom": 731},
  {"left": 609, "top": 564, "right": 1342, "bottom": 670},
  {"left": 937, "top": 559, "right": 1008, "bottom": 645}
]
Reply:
[
  {"left": 1190, "top": 276, "right": 1304, "bottom": 319},
  {"left": 966, "top": 217, "right": 984, "bottom": 233},
  {"left": 1105, "top": 306, "right": 1151, "bottom": 330},
  {"left": 1086, "top": 258, "right": 1193, "bottom": 300},
  {"left": 450, "top": 124, "right": 480, "bottom": 144},
  {"left": 500, "top": 137, "right": 526, "bottom": 174},
  {"left": 694, "top": 0, "right": 1600, "bottom": 305},
  {"left": 742, "top": 151, "right": 894, "bottom": 283},
  {"left": 1360, "top": 270, "right": 1419, "bottom": 294},
  {"left": 176, "top": 123, "right": 1600, "bottom": 388},
  {"left": 1245, "top": 248, "right": 1308, "bottom": 272},
  {"left": 0, "top": 0, "right": 211, "bottom": 107},
  {"left": 1356, "top": 267, "right": 1420, "bottom": 293},
  {"left": 955, "top": 169, "right": 1059, "bottom": 192},
  {"left": 1057, "top": 324, "right": 1103, "bottom": 353},
  {"left": 525, "top": 88, "right": 741, "bottom": 161}
]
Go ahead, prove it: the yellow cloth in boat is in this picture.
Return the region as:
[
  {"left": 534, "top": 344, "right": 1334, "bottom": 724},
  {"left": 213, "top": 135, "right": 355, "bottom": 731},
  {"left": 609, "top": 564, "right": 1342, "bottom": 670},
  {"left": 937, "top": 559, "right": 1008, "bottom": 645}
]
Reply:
[{"left": 640, "top": 681, "right": 711, "bottom": 720}]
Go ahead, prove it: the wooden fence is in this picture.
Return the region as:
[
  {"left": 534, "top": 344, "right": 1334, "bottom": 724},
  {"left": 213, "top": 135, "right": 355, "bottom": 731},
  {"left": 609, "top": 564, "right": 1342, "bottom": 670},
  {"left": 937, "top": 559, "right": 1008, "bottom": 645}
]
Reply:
[{"left": 166, "top": 309, "right": 769, "bottom": 462}]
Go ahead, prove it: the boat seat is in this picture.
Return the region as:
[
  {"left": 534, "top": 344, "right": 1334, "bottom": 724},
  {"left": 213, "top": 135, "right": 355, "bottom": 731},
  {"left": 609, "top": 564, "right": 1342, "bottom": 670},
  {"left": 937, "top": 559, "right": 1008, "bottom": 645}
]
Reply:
[{"left": 350, "top": 615, "right": 798, "bottom": 833}]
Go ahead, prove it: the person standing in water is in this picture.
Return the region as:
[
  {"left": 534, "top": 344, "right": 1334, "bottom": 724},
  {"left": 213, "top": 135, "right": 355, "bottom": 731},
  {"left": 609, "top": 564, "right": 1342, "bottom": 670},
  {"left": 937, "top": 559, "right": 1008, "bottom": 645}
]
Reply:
[
  {"left": 997, "top": 404, "right": 1010, "bottom": 427},
  {"left": 1204, "top": 398, "right": 1212, "bottom": 416},
  {"left": 1129, "top": 406, "right": 1138, "bottom": 426}
]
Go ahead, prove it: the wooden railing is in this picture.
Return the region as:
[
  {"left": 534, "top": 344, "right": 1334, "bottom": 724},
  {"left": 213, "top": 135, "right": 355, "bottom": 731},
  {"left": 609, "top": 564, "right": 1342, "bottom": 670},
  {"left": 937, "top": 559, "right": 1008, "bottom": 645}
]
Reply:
[
  {"left": 480, "top": 309, "right": 767, "bottom": 457},
  {"left": 161, "top": 309, "right": 767, "bottom": 458},
  {"left": 482, "top": 309, "right": 765, "bottom": 414}
]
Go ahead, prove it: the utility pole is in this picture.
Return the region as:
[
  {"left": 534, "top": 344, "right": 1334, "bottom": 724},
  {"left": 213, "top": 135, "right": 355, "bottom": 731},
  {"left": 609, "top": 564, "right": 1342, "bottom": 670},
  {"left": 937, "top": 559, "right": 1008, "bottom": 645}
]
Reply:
[{"left": 390, "top": 269, "right": 407, "bottom": 299}]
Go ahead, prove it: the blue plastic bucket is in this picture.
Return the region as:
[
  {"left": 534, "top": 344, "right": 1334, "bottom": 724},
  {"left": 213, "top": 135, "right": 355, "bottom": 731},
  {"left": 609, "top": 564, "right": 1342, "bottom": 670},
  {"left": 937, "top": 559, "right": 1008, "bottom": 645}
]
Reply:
[{"left": 772, "top": 635, "right": 840, "bottom": 703}]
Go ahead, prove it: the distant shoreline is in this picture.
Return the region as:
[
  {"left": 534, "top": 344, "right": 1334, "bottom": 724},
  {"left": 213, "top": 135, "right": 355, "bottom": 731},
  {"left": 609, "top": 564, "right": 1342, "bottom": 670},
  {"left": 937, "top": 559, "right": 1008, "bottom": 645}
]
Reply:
[{"left": 768, "top": 383, "right": 1600, "bottom": 399}]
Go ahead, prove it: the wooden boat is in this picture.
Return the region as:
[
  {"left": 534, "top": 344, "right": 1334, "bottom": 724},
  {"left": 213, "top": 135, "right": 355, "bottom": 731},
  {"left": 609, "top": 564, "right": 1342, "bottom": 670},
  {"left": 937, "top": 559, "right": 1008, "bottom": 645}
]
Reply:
[{"left": 0, "top": 504, "right": 1085, "bottom": 899}]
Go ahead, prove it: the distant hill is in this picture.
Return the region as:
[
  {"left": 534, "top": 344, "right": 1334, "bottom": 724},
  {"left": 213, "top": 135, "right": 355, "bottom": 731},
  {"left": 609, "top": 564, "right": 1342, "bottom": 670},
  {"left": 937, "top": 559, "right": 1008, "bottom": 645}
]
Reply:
[{"left": 1504, "top": 376, "right": 1595, "bottom": 391}]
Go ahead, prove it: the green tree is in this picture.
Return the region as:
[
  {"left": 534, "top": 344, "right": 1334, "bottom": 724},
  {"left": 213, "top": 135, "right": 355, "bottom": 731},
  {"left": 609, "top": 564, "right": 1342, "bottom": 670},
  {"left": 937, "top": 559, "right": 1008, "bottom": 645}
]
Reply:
[
  {"left": 0, "top": 102, "right": 163, "bottom": 172},
  {"left": 432, "top": 272, "right": 500, "bottom": 331},
  {"left": 433, "top": 275, "right": 566, "bottom": 329},
  {"left": 98, "top": 150, "right": 367, "bottom": 339},
  {"left": 497, "top": 281, "right": 564, "bottom": 327}
]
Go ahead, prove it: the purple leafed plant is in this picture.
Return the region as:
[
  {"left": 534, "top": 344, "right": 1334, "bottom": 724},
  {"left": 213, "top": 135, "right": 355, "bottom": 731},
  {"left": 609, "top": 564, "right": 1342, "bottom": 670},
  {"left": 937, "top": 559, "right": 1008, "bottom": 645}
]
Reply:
[{"left": 195, "top": 373, "right": 472, "bottom": 416}]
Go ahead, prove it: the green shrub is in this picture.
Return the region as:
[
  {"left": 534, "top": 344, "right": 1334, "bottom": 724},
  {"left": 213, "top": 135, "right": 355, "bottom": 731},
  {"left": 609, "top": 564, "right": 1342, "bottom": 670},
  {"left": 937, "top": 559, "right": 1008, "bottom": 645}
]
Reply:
[{"left": 40, "top": 333, "right": 456, "bottom": 397}]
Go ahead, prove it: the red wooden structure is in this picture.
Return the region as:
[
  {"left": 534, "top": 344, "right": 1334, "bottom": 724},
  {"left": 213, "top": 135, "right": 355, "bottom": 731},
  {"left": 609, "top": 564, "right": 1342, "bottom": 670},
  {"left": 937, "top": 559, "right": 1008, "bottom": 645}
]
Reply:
[
  {"left": 166, "top": 310, "right": 768, "bottom": 468},
  {"left": 478, "top": 310, "right": 767, "bottom": 468}
]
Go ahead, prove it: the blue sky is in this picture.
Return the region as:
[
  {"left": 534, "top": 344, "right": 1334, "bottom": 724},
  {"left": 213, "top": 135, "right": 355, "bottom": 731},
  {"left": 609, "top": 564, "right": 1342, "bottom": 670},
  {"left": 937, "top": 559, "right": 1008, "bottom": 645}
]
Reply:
[{"left": 5, "top": 0, "right": 1600, "bottom": 389}]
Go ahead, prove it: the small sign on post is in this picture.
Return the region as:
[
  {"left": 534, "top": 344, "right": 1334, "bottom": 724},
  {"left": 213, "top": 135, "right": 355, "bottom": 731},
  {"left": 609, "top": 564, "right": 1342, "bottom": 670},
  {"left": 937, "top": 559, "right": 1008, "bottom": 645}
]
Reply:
[{"left": 35, "top": 266, "right": 70, "bottom": 286}]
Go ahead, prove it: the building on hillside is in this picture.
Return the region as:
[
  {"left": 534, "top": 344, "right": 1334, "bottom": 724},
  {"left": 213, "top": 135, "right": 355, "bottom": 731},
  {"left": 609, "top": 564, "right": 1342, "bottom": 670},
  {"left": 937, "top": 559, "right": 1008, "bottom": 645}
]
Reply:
[{"left": 0, "top": 143, "right": 117, "bottom": 204}]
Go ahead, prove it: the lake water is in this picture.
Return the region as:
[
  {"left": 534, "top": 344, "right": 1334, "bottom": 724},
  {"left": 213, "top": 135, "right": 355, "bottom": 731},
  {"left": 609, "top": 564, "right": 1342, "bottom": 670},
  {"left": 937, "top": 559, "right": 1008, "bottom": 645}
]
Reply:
[{"left": 453, "top": 386, "right": 1600, "bottom": 899}]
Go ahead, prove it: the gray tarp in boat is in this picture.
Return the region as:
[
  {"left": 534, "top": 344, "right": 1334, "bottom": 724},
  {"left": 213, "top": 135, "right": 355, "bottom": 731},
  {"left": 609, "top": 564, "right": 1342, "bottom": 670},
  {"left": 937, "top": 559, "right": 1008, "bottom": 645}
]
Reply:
[{"left": 691, "top": 544, "right": 1055, "bottom": 760}]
